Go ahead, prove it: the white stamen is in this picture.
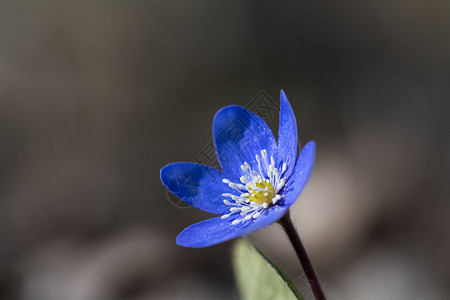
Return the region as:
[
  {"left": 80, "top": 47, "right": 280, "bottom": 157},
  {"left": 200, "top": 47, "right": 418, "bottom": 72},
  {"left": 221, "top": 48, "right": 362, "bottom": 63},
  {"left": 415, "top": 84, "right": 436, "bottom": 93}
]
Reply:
[
  {"left": 261, "top": 149, "right": 267, "bottom": 159},
  {"left": 236, "top": 184, "right": 246, "bottom": 190},
  {"left": 276, "top": 178, "right": 286, "bottom": 193},
  {"left": 241, "top": 206, "right": 251, "bottom": 214},
  {"left": 273, "top": 167, "right": 279, "bottom": 177},
  {"left": 272, "top": 195, "right": 281, "bottom": 204}
]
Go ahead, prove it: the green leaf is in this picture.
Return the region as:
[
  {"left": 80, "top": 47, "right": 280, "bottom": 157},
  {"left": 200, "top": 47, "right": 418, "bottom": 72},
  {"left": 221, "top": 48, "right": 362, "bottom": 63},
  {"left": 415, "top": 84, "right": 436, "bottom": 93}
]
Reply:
[{"left": 232, "top": 239, "right": 304, "bottom": 300}]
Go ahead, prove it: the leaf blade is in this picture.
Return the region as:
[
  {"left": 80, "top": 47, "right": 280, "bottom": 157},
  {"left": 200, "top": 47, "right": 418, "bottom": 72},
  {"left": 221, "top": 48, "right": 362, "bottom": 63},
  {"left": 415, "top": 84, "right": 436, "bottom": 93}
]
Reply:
[{"left": 232, "top": 239, "right": 304, "bottom": 300}]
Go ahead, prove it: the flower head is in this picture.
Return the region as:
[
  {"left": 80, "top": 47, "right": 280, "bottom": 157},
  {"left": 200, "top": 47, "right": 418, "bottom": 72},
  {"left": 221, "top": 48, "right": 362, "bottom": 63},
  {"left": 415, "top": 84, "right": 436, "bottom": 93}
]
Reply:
[{"left": 160, "top": 90, "right": 316, "bottom": 247}]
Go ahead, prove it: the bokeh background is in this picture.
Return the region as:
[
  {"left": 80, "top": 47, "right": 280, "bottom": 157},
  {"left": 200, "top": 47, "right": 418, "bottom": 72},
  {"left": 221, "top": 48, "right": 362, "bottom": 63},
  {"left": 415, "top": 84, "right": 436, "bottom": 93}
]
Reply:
[{"left": 0, "top": 1, "right": 449, "bottom": 299}]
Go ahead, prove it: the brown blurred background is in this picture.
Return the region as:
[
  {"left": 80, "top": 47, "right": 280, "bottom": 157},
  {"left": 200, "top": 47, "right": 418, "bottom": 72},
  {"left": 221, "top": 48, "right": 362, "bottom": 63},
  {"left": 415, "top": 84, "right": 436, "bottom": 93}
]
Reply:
[{"left": 0, "top": 1, "right": 449, "bottom": 299}]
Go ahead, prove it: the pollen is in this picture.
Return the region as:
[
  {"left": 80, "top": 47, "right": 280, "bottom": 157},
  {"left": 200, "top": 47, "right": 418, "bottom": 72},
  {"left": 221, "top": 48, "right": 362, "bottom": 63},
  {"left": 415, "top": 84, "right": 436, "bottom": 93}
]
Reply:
[{"left": 220, "top": 149, "right": 288, "bottom": 224}]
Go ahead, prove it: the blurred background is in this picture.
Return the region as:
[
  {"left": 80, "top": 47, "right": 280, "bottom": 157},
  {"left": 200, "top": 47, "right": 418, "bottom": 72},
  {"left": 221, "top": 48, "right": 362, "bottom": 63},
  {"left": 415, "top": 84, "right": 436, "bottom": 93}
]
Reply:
[{"left": 0, "top": 1, "right": 449, "bottom": 299}]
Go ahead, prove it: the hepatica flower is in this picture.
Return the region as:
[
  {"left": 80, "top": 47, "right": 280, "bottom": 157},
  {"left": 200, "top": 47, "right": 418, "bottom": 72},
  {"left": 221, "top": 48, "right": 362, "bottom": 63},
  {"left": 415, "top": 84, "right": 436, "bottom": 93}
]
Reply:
[{"left": 160, "top": 90, "right": 316, "bottom": 247}]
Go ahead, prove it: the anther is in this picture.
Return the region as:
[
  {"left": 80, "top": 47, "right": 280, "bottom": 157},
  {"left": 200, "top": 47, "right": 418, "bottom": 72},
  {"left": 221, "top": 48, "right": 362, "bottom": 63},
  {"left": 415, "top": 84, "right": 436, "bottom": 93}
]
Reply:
[
  {"left": 261, "top": 149, "right": 267, "bottom": 158},
  {"left": 272, "top": 195, "right": 281, "bottom": 204},
  {"left": 236, "top": 184, "right": 245, "bottom": 190}
]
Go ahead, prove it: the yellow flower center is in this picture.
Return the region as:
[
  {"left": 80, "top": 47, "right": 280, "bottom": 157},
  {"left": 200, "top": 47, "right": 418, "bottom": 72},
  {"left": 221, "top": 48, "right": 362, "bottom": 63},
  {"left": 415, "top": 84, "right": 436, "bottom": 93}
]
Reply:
[{"left": 247, "top": 180, "right": 275, "bottom": 205}]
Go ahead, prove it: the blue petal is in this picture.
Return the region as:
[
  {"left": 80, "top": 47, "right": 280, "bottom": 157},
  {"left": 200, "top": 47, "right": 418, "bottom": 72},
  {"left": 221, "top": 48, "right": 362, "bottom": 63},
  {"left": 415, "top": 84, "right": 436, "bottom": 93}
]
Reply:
[
  {"left": 277, "top": 90, "right": 298, "bottom": 179},
  {"left": 160, "top": 162, "right": 230, "bottom": 214},
  {"left": 176, "top": 205, "right": 288, "bottom": 247},
  {"left": 213, "top": 105, "right": 277, "bottom": 178},
  {"left": 281, "top": 141, "right": 316, "bottom": 207}
]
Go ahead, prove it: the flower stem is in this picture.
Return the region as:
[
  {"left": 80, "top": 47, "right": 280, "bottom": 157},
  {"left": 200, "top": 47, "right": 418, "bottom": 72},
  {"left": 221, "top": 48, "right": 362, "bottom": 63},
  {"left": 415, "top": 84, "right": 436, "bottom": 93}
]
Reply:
[{"left": 278, "top": 211, "right": 326, "bottom": 300}]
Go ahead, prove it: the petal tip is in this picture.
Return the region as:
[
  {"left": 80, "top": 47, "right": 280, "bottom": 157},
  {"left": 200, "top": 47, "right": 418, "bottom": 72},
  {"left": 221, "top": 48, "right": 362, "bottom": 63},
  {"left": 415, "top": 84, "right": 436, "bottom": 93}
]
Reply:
[
  {"left": 160, "top": 162, "right": 184, "bottom": 189},
  {"left": 175, "top": 234, "right": 189, "bottom": 248},
  {"left": 304, "top": 140, "right": 317, "bottom": 153},
  {"left": 175, "top": 229, "right": 213, "bottom": 248},
  {"left": 213, "top": 104, "right": 246, "bottom": 121},
  {"left": 299, "top": 140, "right": 317, "bottom": 165},
  {"left": 160, "top": 163, "right": 172, "bottom": 188}
]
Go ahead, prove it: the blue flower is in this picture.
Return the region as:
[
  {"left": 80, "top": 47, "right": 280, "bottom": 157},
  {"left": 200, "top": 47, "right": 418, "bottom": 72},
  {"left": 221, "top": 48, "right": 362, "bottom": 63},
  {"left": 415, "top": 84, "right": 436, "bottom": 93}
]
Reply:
[{"left": 160, "top": 90, "right": 316, "bottom": 247}]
